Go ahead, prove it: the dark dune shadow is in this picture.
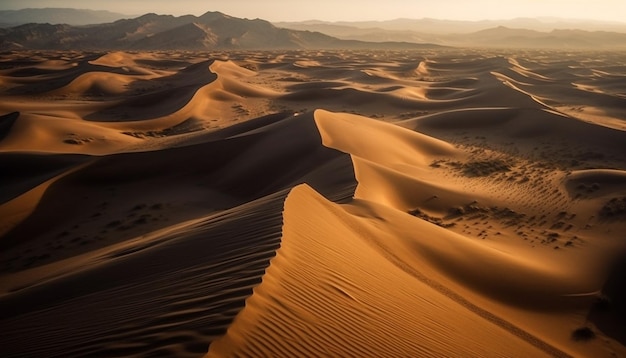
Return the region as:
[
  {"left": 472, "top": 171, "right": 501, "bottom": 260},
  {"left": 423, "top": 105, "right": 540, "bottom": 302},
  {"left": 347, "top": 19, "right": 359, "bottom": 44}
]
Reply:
[
  {"left": 587, "top": 253, "right": 626, "bottom": 345},
  {"left": 84, "top": 59, "right": 218, "bottom": 122},
  {"left": 0, "top": 111, "right": 19, "bottom": 142},
  {"left": 4, "top": 53, "right": 144, "bottom": 95},
  {"left": 133, "top": 58, "right": 194, "bottom": 69},
  {"left": 0, "top": 151, "right": 91, "bottom": 204}
]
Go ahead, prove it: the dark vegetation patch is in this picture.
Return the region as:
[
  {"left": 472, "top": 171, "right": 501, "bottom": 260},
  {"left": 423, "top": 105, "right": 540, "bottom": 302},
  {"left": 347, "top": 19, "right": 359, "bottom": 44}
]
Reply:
[
  {"left": 462, "top": 160, "right": 511, "bottom": 177},
  {"left": 599, "top": 197, "right": 626, "bottom": 218},
  {"left": 431, "top": 159, "right": 511, "bottom": 177},
  {"left": 571, "top": 327, "right": 595, "bottom": 341},
  {"left": 63, "top": 137, "right": 93, "bottom": 145},
  {"left": 408, "top": 202, "right": 526, "bottom": 230},
  {"left": 408, "top": 208, "right": 456, "bottom": 228},
  {"left": 122, "top": 118, "right": 203, "bottom": 138},
  {"left": 446, "top": 202, "right": 525, "bottom": 226},
  {"left": 576, "top": 182, "right": 601, "bottom": 193}
]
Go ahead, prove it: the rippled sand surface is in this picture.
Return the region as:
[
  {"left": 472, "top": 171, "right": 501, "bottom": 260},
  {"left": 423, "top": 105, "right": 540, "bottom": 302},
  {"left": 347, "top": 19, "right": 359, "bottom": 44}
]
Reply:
[{"left": 1, "top": 49, "right": 625, "bottom": 357}]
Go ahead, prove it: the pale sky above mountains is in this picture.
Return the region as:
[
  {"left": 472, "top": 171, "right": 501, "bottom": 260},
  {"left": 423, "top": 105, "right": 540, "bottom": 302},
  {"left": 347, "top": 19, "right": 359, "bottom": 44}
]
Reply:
[{"left": 2, "top": 0, "right": 626, "bottom": 23}]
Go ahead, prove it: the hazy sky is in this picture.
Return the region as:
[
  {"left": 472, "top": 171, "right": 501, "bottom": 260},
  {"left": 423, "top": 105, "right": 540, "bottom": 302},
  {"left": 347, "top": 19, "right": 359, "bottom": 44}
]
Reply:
[{"left": 2, "top": 0, "right": 626, "bottom": 22}]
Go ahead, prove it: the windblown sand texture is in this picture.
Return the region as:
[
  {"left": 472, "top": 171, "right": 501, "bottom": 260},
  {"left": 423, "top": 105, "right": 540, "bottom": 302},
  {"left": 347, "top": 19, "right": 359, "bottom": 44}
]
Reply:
[{"left": 1, "top": 49, "right": 626, "bottom": 357}]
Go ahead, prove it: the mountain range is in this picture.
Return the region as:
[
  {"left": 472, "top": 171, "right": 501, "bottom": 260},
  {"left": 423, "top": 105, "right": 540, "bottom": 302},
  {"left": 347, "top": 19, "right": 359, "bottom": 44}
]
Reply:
[
  {"left": 0, "top": 8, "right": 129, "bottom": 27},
  {"left": 1, "top": 8, "right": 625, "bottom": 50},
  {"left": 0, "top": 10, "right": 438, "bottom": 51},
  {"left": 276, "top": 19, "right": 626, "bottom": 49},
  {"left": 275, "top": 17, "right": 626, "bottom": 35}
]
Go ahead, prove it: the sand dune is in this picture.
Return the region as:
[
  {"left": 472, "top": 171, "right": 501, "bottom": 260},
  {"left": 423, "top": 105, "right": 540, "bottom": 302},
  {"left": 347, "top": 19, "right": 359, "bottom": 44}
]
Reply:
[
  {"left": 1, "top": 190, "right": 289, "bottom": 357},
  {"left": 566, "top": 169, "right": 626, "bottom": 198},
  {"left": 0, "top": 110, "right": 355, "bottom": 356},
  {"left": 1, "top": 49, "right": 626, "bottom": 357},
  {"left": 206, "top": 184, "right": 557, "bottom": 357}
]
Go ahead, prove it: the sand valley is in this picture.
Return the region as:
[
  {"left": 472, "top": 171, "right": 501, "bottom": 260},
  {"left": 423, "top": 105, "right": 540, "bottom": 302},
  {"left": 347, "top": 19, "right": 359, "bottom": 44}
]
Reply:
[{"left": 1, "top": 48, "right": 626, "bottom": 357}]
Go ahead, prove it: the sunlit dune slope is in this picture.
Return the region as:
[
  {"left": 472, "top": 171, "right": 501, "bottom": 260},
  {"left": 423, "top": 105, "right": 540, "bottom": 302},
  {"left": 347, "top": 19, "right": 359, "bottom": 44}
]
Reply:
[
  {"left": 0, "top": 110, "right": 356, "bottom": 357},
  {"left": 206, "top": 184, "right": 556, "bottom": 358},
  {"left": 209, "top": 107, "right": 626, "bottom": 358},
  {"left": 1, "top": 49, "right": 626, "bottom": 358}
]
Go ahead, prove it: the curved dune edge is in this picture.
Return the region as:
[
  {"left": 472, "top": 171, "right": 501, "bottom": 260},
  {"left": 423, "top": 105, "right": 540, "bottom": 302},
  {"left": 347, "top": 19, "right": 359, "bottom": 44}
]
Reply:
[
  {"left": 0, "top": 58, "right": 280, "bottom": 154},
  {"left": 0, "top": 160, "right": 92, "bottom": 236},
  {"left": 314, "top": 108, "right": 470, "bottom": 214},
  {"left": 206, "top": 110, "right": 623, "bottom": 357},
  {"left": 0, "top": 179, "right": 53, "bottom": 238},
  {"left": 0, "top": 189, "right": 289, "bottom": 358},
  {"left": 0, "top": 110, "right": 359, "bottom": 357},
  {"left": 314, "top": 109, "right": 456, "bottom": 166},
  {"left": 2, "top": 50, "right": 625, "bottom": 357},
  {"left": 206, "top": 184, "right": 560, "bottom": 357},
  {"left": 564, "top": 169, "right": 626, "bottom": 197},
  {"left": 314, "top": 110, "right": 600, "bottom": 305}
]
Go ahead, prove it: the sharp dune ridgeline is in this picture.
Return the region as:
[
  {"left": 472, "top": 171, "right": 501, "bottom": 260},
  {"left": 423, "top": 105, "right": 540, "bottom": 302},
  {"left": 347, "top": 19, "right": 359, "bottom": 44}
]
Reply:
[{"left": 1, "top": 13, "right": 626, "bottom": 358}]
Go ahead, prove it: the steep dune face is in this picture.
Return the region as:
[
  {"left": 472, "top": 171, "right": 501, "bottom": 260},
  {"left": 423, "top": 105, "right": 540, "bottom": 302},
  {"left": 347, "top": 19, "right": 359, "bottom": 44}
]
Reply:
[
  {"left": 0, "top": 112, "right": 356, "bottom": 357},
  {"left": 206, "top": 184, "right": 554, "bottom": 358},
  {"left": 0, "top": 112, "right": 354, "bottom": 263},
  {"left": 2, "top": 50, "right": 626, "bottom": 358},
  {"left": 315, "top": 109, "right": 456, "bottom": 165},
  {"left": 0, "top": 53, "right": 282, "bottom": 154},
  {"left": 208, "top": 108, "right": 626, "bottom": 357},
  {"left": 1, "top": 190, "right": 289, "bottom": 358},
  {"left": 314, "top": 109, "right": 465, "bottom": 213}
]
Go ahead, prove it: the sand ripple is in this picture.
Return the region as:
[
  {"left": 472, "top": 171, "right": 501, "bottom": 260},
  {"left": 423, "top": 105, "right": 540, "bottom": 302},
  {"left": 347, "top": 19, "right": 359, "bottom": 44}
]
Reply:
[{"left": 1, "top": 49, "right": 626, "bottom": 357}]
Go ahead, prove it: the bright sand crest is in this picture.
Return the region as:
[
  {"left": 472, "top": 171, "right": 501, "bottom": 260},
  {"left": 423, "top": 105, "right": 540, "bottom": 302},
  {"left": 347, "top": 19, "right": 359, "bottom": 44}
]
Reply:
[{"left": 1, "top": 50, "right": 626, "bottom": 357}]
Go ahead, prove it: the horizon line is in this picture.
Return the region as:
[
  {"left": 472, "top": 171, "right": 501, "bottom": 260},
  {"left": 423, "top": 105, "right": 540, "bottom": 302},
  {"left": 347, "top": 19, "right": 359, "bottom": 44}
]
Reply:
[{"left": 2, "top": 7, "right": 626, "bottom": 25}]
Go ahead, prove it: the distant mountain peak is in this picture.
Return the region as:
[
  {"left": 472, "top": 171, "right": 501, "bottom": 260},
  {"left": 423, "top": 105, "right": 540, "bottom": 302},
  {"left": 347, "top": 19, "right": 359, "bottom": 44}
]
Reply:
[
  {"left": 198, "top": 11, "right": 229, "bottom": 20},
  {"left": 0, "top": 10, "right": 441, "bottom": 50},
  {"left": 275, "top": 17, "right": 626, "bottom": 49},
  {"left": 0, "top": 8, "right": 130, "bottom": 27},
  {"left": 4, "top": 9, "right": 622, "bottom": 50}
]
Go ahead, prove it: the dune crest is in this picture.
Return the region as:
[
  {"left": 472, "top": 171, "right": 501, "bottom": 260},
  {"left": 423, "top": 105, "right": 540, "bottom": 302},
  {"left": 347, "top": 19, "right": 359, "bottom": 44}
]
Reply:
[
  {"left": 206, "top": 184, "right": 562, "bottom": 357},
  {"left": 208, "top": 105, "right": 626, "bottom": 357},
  {"left": 2, "top": 49, "right": 626, "bottom": 357}
]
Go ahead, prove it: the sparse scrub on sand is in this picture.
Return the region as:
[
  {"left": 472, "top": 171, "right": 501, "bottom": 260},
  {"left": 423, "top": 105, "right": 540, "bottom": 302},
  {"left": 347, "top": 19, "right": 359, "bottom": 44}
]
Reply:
[
  {"left": 408, "top": 208, "right": 456, "bottom": 228},
  {"left": 593, "top": 294, "right": 612, "bottom": 311},
  {"left": 63, "top": 137, "right": 93, "bottom": 145},
  {"left": 151, "top": 203, "right": 164, "bottom": 210},
  {"left": 430, "top": 158, "right": 513, "bottom": 178},
  {"left": 571, "top": 327, "right": 595, "bottom": 341},
  {"left": 2, "top": 45, "right": 626, "bottom": 358},
  {"left": 462, "top": 160, "right": 511, "bottom": 177},
  {"left": 543, "top": 232, "right": 560, "bottom": 244},
  {"left": 105, "top": 220, "right": 122, "bottom": 228},
  {"left": 599, "top": 197, "right": 626, "bottom": 218},
  {"left": 576, "top": 182, "right": 601, "bottom": 194},
  {"left": 131, "top": 204, "right": 147, "bottom": 211}
]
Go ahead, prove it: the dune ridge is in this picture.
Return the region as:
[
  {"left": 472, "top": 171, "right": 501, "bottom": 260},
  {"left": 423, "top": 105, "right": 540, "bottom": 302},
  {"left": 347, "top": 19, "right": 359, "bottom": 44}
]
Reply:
[
  {"left": 0, "top": 110, "right": 356, "bottom": 356},
  {"left": 207, "top": 108, "right": 626, "bottom": 357},
  {"left": 206, "top": 184, "right": 560, "bottom": 357},
  {"left": 1, "top": 49, "right": 626, "bottom": 357},
  {"left": 1, "top": 190, "right": 288, "bottom": 357}
]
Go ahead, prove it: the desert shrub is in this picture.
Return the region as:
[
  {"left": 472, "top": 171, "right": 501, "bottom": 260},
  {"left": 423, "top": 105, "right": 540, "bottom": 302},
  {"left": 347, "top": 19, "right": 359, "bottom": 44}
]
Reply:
[
  {"left": 63, "top": 138, "right": 83, "bottom": 145},
  {"left": 106, "top": 220, "right": 122, "bottom": 228},
  {"left": 131, "top": 204, "right": 147, "bottom": 211},
  {"left": 571, "top": 327, "right": 595, "bottom": 341},
  {"left": 599, "top": 197, "right": 626, "bottom": 218},
  {"left": 462, "top": 160, "right": 510, "bottom": 177},
  {"left": 593, "top": 295, "right": 611, "bottom": 311}
]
